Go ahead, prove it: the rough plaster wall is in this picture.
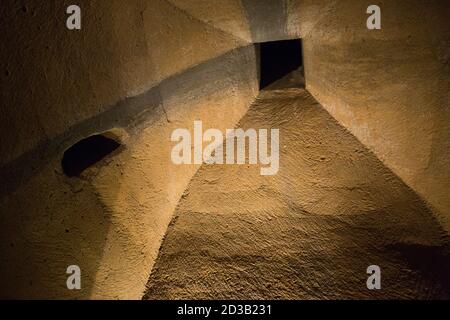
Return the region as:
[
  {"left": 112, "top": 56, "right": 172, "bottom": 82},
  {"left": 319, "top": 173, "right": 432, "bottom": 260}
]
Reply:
[
  {"left": 167, "top": 0, "right": 252, "bottom": 42},
  {"left": 241, "top": 0, "right": 289, "bottom": 43},
  {"left": 0, "top": 44, "right": 258, "bottom": 299},
  {"left": 0, "top": 0, "right": 243, "bottom": 166},
  {"left": 145, "top": 0, "right": 246, "bottom": 82},
  {"left": 0, "top": 0, "right": 258, "bottom": 299},
  {"left": 166, "top": 0, "right": 293, "bottom": 44},
  {"left": 288, "top": 0, "right": 450, "bottom": 232},
  {"left": 88, "top": 47, "right": 258, "bottom": 299},
  {"left": 1, "top": 0, "right": 449, "bottom": 300},
  {"left": 146, "top": 88, "right": 450, "bottom": 299}
]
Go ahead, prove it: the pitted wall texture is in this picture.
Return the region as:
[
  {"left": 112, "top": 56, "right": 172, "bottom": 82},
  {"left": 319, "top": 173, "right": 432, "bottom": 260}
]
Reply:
[{"left": 0, "top": 0, "right": 449, "bottom": 299}]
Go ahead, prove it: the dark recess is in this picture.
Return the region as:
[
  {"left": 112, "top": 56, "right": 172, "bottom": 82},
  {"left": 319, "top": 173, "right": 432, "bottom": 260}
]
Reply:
[
  {"left": 259, "top": 39, "right": 303, "bottom": 89},
  {"left": 62, "top": 134, "right": 121, "bottom": 177}
]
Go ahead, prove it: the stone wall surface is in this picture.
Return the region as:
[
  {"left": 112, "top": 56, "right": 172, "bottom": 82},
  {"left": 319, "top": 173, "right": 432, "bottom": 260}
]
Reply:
[{"left": 0, "top": 0, "right": 449, "bottom": 299}]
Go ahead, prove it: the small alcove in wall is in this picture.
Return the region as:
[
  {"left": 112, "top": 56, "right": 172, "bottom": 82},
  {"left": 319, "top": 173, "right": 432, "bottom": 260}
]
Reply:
[{"left": 61, "top": 133, "right": 122, "bottom": 177}]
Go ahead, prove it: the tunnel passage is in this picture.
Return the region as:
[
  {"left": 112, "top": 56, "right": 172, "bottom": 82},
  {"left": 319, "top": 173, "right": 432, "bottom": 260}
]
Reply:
[
  {"left": 1, "top": 0, "right": 449, "bottom": 301},
  {"left": 259, "top": 39, "right": 303, "bottom": 89},
  {"left": 61, "top": 134, "right": 121, "bottom": 177}
]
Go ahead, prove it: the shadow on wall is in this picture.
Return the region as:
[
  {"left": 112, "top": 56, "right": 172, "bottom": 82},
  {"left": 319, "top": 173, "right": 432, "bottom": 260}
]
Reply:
[
  {"left": 0, "top": 0, "right": 158, "bottom": 299},
  {"left": 301, "top": 0, "right": 450, "bottom": 233},
  {"left": 1, "top": 40, "right": 259, "bottom": 299},
  {"left": 87, "top": 49, "right": 259, "bottom": 300}
]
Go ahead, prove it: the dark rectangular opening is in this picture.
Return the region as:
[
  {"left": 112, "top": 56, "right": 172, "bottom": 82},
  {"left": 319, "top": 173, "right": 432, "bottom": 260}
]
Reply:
[{"left": 259, "top": 39, "right": 303, "bottom": 89}]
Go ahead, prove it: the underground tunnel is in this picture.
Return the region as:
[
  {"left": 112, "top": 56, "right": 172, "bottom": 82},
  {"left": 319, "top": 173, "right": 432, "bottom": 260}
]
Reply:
[
  {"left": 259, "top": 39, "right": 303, "bottom": 89},
  {"left": 0, "top": 0, "right": 449, "bottom": 303}
]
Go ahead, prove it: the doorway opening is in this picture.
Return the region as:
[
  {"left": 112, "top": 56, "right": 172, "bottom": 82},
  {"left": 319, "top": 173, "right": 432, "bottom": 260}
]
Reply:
[{"left": 259, "top": 39, "right": 303, "bottom": 89}]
